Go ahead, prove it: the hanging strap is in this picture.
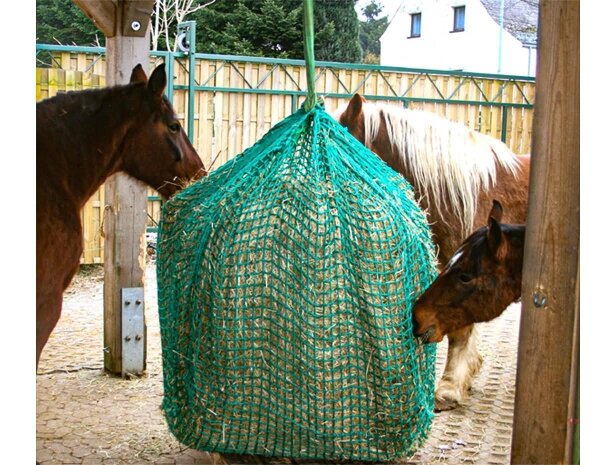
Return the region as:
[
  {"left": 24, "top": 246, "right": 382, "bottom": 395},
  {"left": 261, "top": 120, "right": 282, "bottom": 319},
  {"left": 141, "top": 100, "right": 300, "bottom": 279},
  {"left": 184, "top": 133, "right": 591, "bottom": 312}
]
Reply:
[{"left": 302, "top": 0, "right": 319, "bottom": 111}]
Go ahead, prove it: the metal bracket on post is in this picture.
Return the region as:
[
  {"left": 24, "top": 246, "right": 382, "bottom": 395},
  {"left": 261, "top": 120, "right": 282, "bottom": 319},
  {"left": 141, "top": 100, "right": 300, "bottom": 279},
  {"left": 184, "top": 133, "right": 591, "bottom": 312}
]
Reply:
[
  {"left": 176, "top": 21, "right": 196, "bottom": 55},
  {"left": 121, "top": 287, "right": 145, "bottom": 377}
]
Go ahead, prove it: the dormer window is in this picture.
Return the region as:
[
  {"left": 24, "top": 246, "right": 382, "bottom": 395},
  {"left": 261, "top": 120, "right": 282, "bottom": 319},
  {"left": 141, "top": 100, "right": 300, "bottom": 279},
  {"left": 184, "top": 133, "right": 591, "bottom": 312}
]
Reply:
[
  {"left": 410, "top": 13, "right": 422, "bottom": 38},
  {"left": 453, "top": 6, "right": 465, "bottom": 31}
]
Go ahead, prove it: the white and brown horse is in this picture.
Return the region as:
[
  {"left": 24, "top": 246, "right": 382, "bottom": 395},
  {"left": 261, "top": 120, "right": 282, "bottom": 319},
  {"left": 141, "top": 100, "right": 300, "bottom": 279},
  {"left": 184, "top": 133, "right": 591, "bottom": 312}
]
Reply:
[{"left": 336, "top": 94, "right": 529, "bottom": 410}]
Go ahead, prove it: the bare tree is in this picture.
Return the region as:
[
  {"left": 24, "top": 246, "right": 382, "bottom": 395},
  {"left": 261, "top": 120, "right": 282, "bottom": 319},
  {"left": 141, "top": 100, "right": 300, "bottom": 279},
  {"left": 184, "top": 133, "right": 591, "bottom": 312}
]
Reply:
[{"left": 151, "top": 0, "right": 219, "bottom": 51}]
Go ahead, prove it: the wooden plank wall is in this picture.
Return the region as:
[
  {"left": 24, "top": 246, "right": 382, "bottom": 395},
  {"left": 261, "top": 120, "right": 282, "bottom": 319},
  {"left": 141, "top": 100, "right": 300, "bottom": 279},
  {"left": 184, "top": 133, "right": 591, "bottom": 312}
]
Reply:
[{"left": 37, "top": 52, "right": 535, "bottom": 263}]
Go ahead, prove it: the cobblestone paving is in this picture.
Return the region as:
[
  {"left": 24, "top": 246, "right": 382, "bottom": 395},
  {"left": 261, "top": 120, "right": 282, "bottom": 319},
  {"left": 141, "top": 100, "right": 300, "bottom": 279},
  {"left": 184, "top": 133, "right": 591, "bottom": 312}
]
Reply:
[{"left": 37, "top": 263, "right": 520, "bottom": 465}]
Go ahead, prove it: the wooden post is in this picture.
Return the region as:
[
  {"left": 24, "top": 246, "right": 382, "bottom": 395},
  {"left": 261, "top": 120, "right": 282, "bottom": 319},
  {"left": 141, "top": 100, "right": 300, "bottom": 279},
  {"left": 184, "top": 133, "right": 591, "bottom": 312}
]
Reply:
[
  {"left": 73, "top": 0, "right": 155, "bottom": 376},
  {"left": 103, "top": 5, "right": 152, "bottom": 377},
  {"left": 511, "top": 1, "right": 579, "bottom": 464}
]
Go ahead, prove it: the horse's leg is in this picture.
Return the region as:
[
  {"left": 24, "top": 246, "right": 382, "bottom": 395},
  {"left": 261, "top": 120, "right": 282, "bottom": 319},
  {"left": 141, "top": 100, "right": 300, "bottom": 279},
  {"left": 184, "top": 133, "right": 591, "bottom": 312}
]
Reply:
[
  {"left": 434, "top": 324, "right": 482, "bottom": 411},
  {"left": 36, "top": 287, "right": 64, "bottom": 367},
  {"left": 36, "top": 211, "right": 82, "bottom": 366}
]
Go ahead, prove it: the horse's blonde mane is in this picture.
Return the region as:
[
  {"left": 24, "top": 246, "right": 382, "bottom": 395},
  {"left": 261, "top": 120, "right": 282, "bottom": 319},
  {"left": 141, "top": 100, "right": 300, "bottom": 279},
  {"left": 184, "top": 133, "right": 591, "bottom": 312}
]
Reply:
[{"left": 359, "top": 101, "right": 520, "bottom": 236}]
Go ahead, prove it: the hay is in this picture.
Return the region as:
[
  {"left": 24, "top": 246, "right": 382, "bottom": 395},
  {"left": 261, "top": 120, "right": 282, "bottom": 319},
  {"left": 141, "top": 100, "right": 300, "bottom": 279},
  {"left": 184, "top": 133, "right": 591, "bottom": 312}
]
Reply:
[{"left": 157, "top": 106, "right": 438, "bottom": 461}]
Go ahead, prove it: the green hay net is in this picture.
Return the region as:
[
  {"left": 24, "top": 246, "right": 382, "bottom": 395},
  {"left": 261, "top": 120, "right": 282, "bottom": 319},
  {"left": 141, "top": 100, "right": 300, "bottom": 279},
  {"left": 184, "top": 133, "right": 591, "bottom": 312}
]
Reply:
[{"left": 157, "top": 105, "right": 438, "bottom": 461}]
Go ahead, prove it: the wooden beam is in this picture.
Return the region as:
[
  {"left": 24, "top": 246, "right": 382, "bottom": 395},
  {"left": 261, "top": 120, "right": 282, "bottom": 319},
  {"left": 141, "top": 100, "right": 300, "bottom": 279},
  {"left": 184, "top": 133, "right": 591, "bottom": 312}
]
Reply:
[
  {"left": 510, "top": 1, "right": 580, "bottom": 464},
  {"left": 122, "top": 0, "right": 155, "bottom": 37},
  {"left": 72, "top": 0, "right": 154, "bottom": 38},
  {"left": 73, "top": 0, "right": 117, "bottom": 37}
]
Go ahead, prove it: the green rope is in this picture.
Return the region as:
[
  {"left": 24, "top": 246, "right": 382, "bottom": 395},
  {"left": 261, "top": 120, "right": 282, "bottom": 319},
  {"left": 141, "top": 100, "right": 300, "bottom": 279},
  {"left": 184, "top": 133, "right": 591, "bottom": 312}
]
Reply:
[{"left": 302, "top": 0, "right": 317, "bottom": 110}]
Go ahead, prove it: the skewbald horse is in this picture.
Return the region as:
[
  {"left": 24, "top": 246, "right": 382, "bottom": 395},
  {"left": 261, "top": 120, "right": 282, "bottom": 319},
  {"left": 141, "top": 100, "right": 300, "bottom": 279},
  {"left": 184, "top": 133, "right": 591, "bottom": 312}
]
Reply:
[
  {"left": 337, "top": 94, "right": 529, "bottom": 410},
  {"left": 37, "top": 64, "right": 206, "bottom": 367}
]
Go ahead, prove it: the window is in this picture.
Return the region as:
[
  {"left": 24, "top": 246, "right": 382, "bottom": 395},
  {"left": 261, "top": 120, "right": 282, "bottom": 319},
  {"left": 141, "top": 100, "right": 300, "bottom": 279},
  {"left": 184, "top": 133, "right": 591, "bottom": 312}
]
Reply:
[
  {"left": 410, "top": 13, "right": 422, "bottom": 38},
  {"left": 453, "top": 6, "right": 465, "bottom": 32}
]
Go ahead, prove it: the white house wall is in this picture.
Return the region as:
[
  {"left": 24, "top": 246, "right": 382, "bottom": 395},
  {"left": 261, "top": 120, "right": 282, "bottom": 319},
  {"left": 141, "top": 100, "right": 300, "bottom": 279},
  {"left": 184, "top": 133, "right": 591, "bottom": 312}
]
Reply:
[{"left": 380, "top": 0, "right": 536, "bottom": 76}]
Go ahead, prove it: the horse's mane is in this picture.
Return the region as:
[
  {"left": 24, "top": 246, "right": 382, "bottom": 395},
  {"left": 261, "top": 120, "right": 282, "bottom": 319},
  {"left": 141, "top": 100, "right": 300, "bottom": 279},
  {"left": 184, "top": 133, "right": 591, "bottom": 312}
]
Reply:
[
  {"left": 38, "top": 86, "right": 105, "bottom": 110},
  {"left": 37, "top": 82, "right": 145, "bottom": 118},
  {"left": 360, "top": 101, "right": 521, "bottom": 236}
]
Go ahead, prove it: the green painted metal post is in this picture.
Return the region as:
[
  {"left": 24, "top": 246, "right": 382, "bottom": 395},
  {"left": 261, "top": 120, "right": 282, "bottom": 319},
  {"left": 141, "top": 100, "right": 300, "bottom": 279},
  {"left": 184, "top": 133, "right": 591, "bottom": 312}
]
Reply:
[
  {"left": 177, "top": 21, "right": 197, "bottom": 144},
  {"left": 166, "top": 52, "right": 175, "bottom": 103},
  {"left": 501, "top": 105, "right": 508, "bottom": 143},
  {"left": 188, "top": 28, "right": 196, "bottom": 144}
]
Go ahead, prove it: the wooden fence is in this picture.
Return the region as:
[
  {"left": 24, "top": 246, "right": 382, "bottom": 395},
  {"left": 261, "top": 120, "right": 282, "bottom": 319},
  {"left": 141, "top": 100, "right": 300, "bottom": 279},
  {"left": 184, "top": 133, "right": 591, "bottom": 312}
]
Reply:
[
  {"left": 36, "top": 47, "right": 535, "bottom": 264},
  {"left": 176, "top": 57, "right": 535, "bottom": 171}
]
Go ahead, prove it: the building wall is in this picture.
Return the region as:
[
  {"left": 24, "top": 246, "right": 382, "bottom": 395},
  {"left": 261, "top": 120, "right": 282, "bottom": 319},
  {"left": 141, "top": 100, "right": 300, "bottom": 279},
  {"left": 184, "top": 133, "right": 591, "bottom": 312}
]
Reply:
[{"left": 380, "top": 0, "right": 536, "bottom": 76}]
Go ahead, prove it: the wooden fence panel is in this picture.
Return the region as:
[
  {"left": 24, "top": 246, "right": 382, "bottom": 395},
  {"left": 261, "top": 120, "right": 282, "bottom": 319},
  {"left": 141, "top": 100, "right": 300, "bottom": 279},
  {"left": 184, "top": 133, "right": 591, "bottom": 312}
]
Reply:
[
  {"left": 37, "top": 51, "right": 535, "bottom": 263},
  {"left": 37, "top": 67, "right": 108, "bottom": 264},
  {"left": 80, "top": 187, "right": 104, "bottom": 264}
]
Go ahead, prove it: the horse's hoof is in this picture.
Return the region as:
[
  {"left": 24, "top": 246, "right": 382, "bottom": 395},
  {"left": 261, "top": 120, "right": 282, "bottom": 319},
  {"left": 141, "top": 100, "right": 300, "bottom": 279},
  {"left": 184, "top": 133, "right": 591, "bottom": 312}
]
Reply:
[{"left": 434, "top": 396, "right": 460, "bottom": 412}]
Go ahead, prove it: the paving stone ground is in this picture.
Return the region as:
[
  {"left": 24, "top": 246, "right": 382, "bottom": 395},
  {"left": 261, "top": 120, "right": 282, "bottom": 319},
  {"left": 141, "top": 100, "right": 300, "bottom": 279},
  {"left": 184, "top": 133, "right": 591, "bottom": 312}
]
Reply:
[{"left": 37, "top": 262, "right": 520, "bottom": 465}]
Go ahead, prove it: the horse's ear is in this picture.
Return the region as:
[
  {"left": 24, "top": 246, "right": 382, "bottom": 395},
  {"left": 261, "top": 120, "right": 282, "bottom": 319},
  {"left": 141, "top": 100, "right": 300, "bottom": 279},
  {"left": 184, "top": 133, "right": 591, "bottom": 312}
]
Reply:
[
  {"left": 346, "top": 93, "right": 364, "bottom": 119},
  {"left": 486, "top": 216, "right": 502, "bottom": 256},
  {"left": 486, "top": 213, "right": 510, "bottom": 261},
  {"left": 489, "top": 200, "right": 503, "bottom": 224},
  {"left": 130, "top": 64, "right": 147, "bottom": 84},
  {"left": 148, "top": 63, "right": 167, "bottom": 97}
]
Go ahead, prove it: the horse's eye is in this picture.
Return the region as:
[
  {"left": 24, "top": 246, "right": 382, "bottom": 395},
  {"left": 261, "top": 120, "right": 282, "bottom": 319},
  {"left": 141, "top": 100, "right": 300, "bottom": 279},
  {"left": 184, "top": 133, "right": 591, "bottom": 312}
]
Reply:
[
  {"left": 457, "top": 272, "right": 474, "bottom": 283},
  {"left": 168, "top": 122, "right": 180, "bottom": 133}
]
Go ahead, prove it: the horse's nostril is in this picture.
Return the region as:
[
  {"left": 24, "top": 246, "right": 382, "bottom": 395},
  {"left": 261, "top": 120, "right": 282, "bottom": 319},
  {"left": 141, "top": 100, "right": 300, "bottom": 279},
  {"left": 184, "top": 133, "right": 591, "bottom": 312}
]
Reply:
[
  {"left": 412, "top": 323, "right": 421, "bottom": 337},
  {"left": 414, "top": 324, "right": 436, "bottom": 343},
  {"left": 412, "top": 313, "right": 426, "bottom": 335}
]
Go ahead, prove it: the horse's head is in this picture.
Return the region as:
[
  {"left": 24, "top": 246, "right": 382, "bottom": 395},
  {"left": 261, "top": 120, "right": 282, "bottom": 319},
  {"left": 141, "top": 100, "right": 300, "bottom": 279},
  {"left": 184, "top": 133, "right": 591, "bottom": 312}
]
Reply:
[
  {"left": 120, "top": 64, "right": 206, "bottom": 199},
  {"left": 412, "top": 201, "right": 525, "bottom": 343}
]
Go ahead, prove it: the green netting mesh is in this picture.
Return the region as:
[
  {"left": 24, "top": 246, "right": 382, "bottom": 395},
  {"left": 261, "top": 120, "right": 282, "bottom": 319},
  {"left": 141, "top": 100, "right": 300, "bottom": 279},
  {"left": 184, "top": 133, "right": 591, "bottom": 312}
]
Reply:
[{"left": 157, "top": 105, "right": 438, "bottom": 462}]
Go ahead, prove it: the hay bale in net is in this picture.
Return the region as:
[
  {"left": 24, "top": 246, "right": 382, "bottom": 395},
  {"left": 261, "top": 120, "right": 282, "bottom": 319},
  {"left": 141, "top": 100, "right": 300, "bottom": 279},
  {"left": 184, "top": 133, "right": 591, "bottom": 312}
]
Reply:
[{"left": 157, "top": 105, "right": 438, "bottom": 462}]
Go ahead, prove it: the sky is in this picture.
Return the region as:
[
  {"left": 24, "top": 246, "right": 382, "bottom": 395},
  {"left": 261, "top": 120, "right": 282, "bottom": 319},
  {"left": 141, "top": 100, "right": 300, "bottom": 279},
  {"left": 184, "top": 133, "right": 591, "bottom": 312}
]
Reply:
[{"left": 355, "top": 0, "right": 400, "bottom": 21}]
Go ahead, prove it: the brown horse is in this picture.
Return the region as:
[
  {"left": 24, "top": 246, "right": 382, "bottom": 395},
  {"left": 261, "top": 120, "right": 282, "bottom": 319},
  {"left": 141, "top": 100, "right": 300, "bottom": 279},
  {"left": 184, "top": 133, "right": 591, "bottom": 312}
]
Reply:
[
  {"left": 413, "top": 200, "right": 525, "bottom": 343},
  {"left": 36, "top": 64, "right": 205, "bottom": 367},
  {"left": 336, "top": 94, "right": 530, "bottom": 410}
]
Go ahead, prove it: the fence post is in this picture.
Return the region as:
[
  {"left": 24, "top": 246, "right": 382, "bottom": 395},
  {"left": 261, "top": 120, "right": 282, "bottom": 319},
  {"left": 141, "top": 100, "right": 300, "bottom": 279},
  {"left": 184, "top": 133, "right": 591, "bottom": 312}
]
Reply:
[{"left": 166, "top": 51, "right": 175, "bottom": 103}]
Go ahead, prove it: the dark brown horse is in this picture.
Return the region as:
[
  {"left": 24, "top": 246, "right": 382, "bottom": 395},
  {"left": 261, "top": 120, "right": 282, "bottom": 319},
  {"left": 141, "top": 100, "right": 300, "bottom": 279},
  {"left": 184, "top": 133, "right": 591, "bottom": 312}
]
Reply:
[
  {"left": 336, "top": 94, "right": 530, "bottom": 410},
  {"left": 413, "top": 200, "right": 525, "bottom": 343},
  {"left": 36, "top": 64, "right": 205, "bottom": 366}
]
